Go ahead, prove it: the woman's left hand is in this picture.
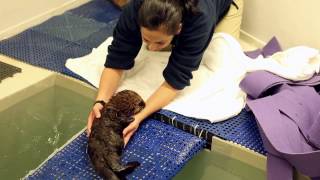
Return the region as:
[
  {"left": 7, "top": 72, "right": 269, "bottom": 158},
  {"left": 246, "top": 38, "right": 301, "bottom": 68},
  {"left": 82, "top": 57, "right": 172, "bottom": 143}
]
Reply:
[{"left": 123, "top": 120, "right": 140, "bottom": 146}]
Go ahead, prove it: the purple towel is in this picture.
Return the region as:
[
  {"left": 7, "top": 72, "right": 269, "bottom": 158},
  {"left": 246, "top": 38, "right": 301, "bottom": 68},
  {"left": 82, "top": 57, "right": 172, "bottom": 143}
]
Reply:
[
  {"left": 244, "top": 36, "right": 282, "bottom": 59},
  {"left": 244, "top": 49, "right": 263, "bottom": 59},
  {"left": 240, "top": 70, "right": 320, "bottom": 99},
  {"left": 309, "top": 115, "right": 320, "bottom": 149},
  {"left": 241, "top": 72, "right": 320, "bottom": 180},
  {"left": 262, "top": 37, "right": 282, "bottom": 57}
]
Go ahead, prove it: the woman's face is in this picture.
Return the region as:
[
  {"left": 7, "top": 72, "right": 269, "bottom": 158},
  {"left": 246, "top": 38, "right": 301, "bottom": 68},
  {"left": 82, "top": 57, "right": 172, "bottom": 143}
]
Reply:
[{"left": 141, "top": 27, "right": 174, "bottom": 51}]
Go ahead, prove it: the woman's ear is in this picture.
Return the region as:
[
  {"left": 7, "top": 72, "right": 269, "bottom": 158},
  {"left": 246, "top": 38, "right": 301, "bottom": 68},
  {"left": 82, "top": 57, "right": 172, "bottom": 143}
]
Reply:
[{"left": 176, "top": 23, "right": 182, "bottom": 35}]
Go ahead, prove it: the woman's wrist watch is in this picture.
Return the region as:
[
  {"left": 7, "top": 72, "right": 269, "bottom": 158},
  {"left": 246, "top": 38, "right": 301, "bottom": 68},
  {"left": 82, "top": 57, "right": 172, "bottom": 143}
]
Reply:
[{"left": 93, "top": 100, "right": 106, "bottom": 106}]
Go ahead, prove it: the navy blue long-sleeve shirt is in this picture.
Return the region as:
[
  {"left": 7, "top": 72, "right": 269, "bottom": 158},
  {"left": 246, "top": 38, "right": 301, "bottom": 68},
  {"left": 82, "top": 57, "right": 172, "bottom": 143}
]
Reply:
[{"left": 105, "top": 0, "right": 233, "bottom": 90}]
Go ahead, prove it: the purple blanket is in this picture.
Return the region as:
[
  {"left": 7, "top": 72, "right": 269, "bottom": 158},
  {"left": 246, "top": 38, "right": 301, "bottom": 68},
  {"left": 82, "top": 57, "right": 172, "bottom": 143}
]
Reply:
[
  {"left": 242, "top": 37, "right": 320, "bottom": 180},
  {"left": 241, "top": 72, "right": 320, "bottom": 180}
]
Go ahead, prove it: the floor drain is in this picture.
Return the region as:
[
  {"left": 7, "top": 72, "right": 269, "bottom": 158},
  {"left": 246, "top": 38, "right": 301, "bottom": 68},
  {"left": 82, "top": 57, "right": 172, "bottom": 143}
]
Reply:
[{"left": 0, "top": 61, "right": 22, "bottom": 82}]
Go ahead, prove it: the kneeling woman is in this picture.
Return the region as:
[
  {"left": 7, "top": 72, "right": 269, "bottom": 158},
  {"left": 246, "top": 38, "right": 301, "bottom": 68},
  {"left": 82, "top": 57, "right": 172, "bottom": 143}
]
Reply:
[{"left": 87, "top": 0, "right": 243, "bottom": 144}]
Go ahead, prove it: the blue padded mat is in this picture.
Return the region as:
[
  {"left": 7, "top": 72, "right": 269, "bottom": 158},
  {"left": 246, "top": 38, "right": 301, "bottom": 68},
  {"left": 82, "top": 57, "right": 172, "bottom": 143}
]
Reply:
[
  {"left": 68, "top": 0, "right": 121, "bottom": 23},
  {"left": 32, "top": 12, "right": 108, "bottom": 44},
  {"left": 25, "top": 119, "right": 206, "bottom": 179},
  {"left": 0, "top": 29, "right": 91, "bottom": 82},
  {"left": 76, "top": 18, "right": 118, "bottom": 49},
  {"left": 154, "top": 109, "right": 266, "bottom": 155}
]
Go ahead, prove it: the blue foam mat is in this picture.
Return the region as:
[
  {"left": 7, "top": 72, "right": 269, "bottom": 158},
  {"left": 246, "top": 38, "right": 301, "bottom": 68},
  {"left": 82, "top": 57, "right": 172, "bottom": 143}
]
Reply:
[
  {"left": 0, "top": 30, "right": 90, "bottom": 68},
  {"left": 32, "top": 12, "right": 108, "bottom": 44},
  {"left": 25, "top": 119, "right": 206, "bottom": 179},
  {"left": 0, "top": 29, "right": 92, "bottom": 82},
  {"left": 76, "top": 18, "right": 118, "bottom": 49},
  {"left": 68, "top": 0, "right": 121, "bottom": 23},
  {"left": 154, "top": 109, "right": 266, "bottom": 154}
]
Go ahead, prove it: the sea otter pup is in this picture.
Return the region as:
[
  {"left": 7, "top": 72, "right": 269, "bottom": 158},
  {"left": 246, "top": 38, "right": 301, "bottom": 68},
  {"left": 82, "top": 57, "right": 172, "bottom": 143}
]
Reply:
[{"left": 88, "top": 90, "right": 145, "bottom": 180}]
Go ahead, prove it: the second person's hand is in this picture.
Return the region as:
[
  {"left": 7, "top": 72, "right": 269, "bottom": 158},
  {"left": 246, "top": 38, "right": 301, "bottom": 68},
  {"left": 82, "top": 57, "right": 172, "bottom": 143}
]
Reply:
[{"left": 86, "top": 102, "right": 105, "bottom": 137}]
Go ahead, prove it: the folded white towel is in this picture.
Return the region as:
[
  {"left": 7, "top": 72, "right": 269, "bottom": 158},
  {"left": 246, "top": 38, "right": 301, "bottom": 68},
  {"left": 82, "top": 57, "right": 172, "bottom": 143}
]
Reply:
[
  {"left": 65, "top": 38, "right": 111, "bottom": 87},
  {"left": 245, "top": 46, "right": 320, "bottom": 81},
  {"left": 65, "top": 33, "right": 320, "bottom": 122}
]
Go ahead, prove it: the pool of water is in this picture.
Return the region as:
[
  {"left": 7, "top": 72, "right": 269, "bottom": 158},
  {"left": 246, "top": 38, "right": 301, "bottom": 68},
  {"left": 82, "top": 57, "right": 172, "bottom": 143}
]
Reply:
[
  {"left": 0, "top": 85, "right": 93, "bottom": 179},
  {"left": 174, "top": 149, "right": 266, "bottom": 180}
]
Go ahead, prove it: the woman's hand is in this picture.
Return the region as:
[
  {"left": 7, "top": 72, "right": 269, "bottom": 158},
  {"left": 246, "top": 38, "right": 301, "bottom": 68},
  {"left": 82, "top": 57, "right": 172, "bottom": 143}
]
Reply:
[
  {"left": 122, "top": 81, "right": 179, "bottom": 146},
  {"left": 86, "top": 102, "right": 104, "bottom": 137},
  {"left": 122, "top": 119, "right": 140, "bottom": 146},
  {"left": 88, "top": 68, "right": 123, "bottom": 136}
]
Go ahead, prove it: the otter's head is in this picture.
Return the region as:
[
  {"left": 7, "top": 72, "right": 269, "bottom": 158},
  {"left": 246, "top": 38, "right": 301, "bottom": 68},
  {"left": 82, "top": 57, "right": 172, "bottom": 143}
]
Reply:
[{"left": 106, "top": 90, "right": 145, "bottom": 126}]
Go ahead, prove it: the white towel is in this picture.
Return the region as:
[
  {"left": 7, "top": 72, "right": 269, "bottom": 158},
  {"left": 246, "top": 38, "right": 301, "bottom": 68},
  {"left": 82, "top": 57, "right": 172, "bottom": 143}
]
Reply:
[
  {"left": 65, "top": 33, "right": 320, "bottom": 122},
  {"left": 245, "top": 46, "right": 320, "bottom": 81}
]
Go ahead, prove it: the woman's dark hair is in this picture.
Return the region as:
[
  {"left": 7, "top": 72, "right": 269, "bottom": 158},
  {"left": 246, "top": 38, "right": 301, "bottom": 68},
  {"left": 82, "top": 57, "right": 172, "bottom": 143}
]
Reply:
[{"left": 138, "top": 0, "right": 199, "bottom": 35}]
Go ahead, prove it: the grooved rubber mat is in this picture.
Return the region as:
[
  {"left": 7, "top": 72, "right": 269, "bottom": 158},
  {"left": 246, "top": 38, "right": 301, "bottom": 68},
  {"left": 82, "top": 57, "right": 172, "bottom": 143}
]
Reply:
[
  {"left": 25, "top": 119, "right": 206, "bottom": 179},
  {"left": 0, "top": 61, "right": 22, "bottom": 82}
]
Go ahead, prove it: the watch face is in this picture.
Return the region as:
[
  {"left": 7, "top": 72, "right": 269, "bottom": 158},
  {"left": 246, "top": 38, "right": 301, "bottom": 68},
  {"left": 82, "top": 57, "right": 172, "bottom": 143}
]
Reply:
[{"left": 110, "top": 0, "right": 130, "bottom": 9}]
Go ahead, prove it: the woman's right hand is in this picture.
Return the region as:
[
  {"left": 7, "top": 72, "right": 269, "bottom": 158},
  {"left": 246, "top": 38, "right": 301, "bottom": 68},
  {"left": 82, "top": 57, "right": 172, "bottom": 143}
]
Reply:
[
  {"left": 86, "top": 102, "right": 104, "bottom": 137},
  {"left": 87, "top": 68, "right": 123, "bottom": 136}
]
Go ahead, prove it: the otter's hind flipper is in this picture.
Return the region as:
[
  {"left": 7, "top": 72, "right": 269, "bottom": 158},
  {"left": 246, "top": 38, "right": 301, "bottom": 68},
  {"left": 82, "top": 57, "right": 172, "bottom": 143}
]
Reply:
[
  {"left": 91, "top": 156, "right": 120, "bottom": 180},
  {"left": 100, "top": 167, "right": 120, "bottom": 180},
  {"left": 114, "top": 161, "right": 140, "bottom": 178}
]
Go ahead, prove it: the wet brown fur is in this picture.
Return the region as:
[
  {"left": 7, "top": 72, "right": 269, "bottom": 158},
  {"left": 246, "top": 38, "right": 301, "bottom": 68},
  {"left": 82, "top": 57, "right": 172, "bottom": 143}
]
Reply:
[{"left": 88, "top": 90, "right": 145, "bottom": 180}]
